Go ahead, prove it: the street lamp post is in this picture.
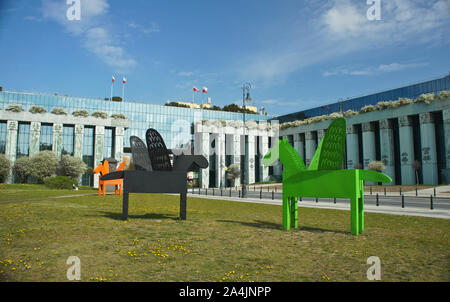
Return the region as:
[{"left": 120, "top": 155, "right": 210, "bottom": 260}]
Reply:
[{"left": 241, "top": 82, "right": 252, "bottom": 198}]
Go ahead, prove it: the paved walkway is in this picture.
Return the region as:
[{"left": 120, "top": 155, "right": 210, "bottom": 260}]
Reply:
[{"left": 188, "top": 191, "right": 450, "bottom": 220}]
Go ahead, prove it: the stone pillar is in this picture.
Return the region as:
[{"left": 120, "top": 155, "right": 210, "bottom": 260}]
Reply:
[
  {"left": 272, "top": 136, "right": 282, "bottom": 179},
  {"left": 259, "top": 135, "right": 269, "bottom": 181},
  {"left": 293, "top": 133, "right": 305, "bottom": 163},
  {"left": 52, "top": 123, "right": 63, "bottom": 158},
  {"left": 398, "top": 116, "right": 415, "bottom": 185},
  {"left": 5, "top": 120, "right": 18, "bottom": 183},
  {"left": 247, "top": 135, "right": 256, "bottom": 185},
  {"left": 379, "top": 119, "right": 395, "bottom": 185},
  {"left": 317, "top": 129, "right": 326, "bottom": 145},
  {"left": 419, "top": 112, "right": 438, "bottom": 185},
  {"left": 362, "top": 122, "right": 376, "bottom": 185},
  {"left": 305, "top": 131, "right": 316, "bottom": 168},
  {"left": 346, "top": 124, "right": 359, "bottom": 169},
  {"left": 29, "top": 122, "right": 41, "bottom": 157},
  {"left": 444, "top": 109, "right": 450, "bottom": 171},
  {"left": 212, "top": 133, "right": 225, "bottom": 188},
  {"left": 74, "top": 124, "right": 84, "bottom": 159},
  {"left": 230, "top": 134, "right": 241, "bottom": 187},
  {"left": 93, "top": 125, "right": 105, "bottom": 189},
  {"left": 194, "top": 132, "right": 210, "bottom": 188},
  {"left": 114, "top": 127, "right": 124, "bottom": 162}
]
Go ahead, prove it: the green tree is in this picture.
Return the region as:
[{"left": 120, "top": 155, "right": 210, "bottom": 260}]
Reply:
[
  {"left": 13, "top": 156, "right": 32, "bottom": 183},
  {"left": 57, "top": 155, "right": 87, "bottom": 180},
  {"left": 0, "top": 154, "right": 11, "bottom": 183},
  {"left": 29, "top": 151, "right": 59, "bottom": 183}
]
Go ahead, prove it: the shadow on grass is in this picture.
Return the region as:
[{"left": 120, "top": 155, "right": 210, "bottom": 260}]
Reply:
[
  {"left": 217, "top": 219, "right": 348, "bottom": 234},
  {"left": 89, "top": 211, "right": 179, "bottom": 221}
]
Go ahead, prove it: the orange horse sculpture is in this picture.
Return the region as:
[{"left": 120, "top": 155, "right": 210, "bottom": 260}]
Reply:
[{"left": 93, "top": 160, "right": 126, "bottom": 196}]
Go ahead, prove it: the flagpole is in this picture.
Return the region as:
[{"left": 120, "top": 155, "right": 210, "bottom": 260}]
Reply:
[
  {"left": 122, "top": 83, "right": 124, "bottom": 101},
  {"left": 110, "top": 83, "right": 113, "bottom": 101}
]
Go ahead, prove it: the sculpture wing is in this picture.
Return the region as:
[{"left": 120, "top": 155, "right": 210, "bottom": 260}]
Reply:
[{"left": 309, "top": 118, "right": 346, "bottom": 171}]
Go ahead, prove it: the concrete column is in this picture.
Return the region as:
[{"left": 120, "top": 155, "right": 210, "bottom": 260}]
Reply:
[
  {"left": 293, "top": 133, "right": 305, "bottom": 163},
  {"left": 362, "top": 122, "right": 376, "bottom": 185},
  {"left": 114, "top": 127, "right": 124, "bottom": 162},
  {"left": 74, "top": 124, "right": 84, "bottom": 159},
  {"left": 93, "top": 125, "right": 105, "bottom": 189},
  {"left": 5, "top": 120, "right": 18, "bottom": 183},
  {"left": 379, "top": 119, "right": 395, "bottom": 185},
  {"left": 212, "top": 133, "right": 225, "bottom": 188},
  {"left": 194, "top": 132, "right": 210, "bottom": 188},
  {"left": 259, "top": 135, "right": 269, "bottom": 181},
  {"left": 419, "top": 112, "right": 438, "bottom": 185},
  {"left": 272, "top": 135, "right": 282, "bottom": 179},
  {"left": 305, "top": 131, "right": 316, "bottom": 168},
  {"left": 52, "top": 123, "right": 63, "bottom": 158},
  {"left": 398, "top": 116, "right": 415, "bottom": 185},
  {"left": 346, "top": 124, "right": 359, "bottom": 169},
  {"left": 231, "top": 134, "right": 241, "bottom": 187},
  {"left": 29, "top": 122, "right": 41, "bottom": 157},
  {"left": 247, "top": 135, "right": 256, "bottom": 185},
  {"left": 444, "top": 109, "right": 450, "bottom": 170},
  {"left": 317, "top": 129, "right": 326, "bottom": 145}
]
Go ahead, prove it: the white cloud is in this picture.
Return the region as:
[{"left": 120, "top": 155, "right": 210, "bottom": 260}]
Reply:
[
  {"left": 241, "top": 0, "right": 449, "bottom": 83},
  {"left": 178, "top": 71, "right": 194, "bottom": 77},
  {"left": 323, "top": 62, "right": 428, "bottom": 77},
  {"left": 41, "top": 0, "right": 136, "bottom": 72}
]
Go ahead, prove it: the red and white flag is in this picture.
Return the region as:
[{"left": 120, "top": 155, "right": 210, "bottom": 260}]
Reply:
[
  {"left": 122, "top": 77, "right": 127, "bottom": 84},
  {"left": 112, "top": 76, "right": 116, "bottom": 83},
  {"left": 202, "top": 87, "right": 208, "bottom": 93},
  {"left": 193, "top": 87, "right": 199, "bottom": 92}
]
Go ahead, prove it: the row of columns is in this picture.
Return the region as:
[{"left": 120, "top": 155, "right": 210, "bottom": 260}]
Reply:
[
  {"left": 194, "top": 132, "right": 271, "bottom": 188},
  {"left": 3, "top": 119, "right": 124, "bottom": 185},
  {"left": 281, "top": 111, "right": 450, "bottom": 185}
]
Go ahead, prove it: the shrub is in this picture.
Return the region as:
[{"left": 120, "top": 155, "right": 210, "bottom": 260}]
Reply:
[
  {"left": 72, "top": 110, "right": 89, "bottom": 117},
  {"left": 51, "top": 108, "right": 68, "bottom": 115},
  {"left": 438, "top": 90, "right": 450, "bottom": 101},
  {"left": 375, "top": 101, "right": 395, "bottom": 110},
  {"left": 57, "top": 155, "right": 87, "bottom": 179},
  {"left": 44, "top": 176, "right": 78, "bottom": 190},
  {"left": 343, "top": 109, "right": 358, "bottom": 117},
  {"left": 29, "top": 151, "right": 59, "bottom": 183},
  {"left": 92, "top": 111, "right": 108, "bottom": 119},
  {"left": 414, "top": 93, "right": 435, "bottom": 105},
  {"left": 111, "top": 113, "right": 127, "bottom": 119},
  {"left": 394, "top": 98, "right": 413, "bottom": 107},
  {"left": 29, "top": 106, "right": 47, "bottom": 114},
  {"left": 13, "top": 156, "right": 32, "bottom": 183},
  {"left": 0, "top": 154, "right": 11, "bottom": 183},
  {"left": 360, "top": 105, "right": 376, "bottom": 113},
  {"left": 6, "top": 105, "right": 23, "bottom": 112},
  {"left": 368, "top": 161, "right": 386, "bottom": 172}
]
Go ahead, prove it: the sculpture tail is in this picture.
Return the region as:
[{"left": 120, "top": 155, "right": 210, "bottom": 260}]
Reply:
[{"left": 359, "top": 170, "right": 392, "bottom": 183}]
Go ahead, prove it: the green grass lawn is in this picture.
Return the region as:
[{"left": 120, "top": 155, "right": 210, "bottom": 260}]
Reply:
[{"left": 0, "top": 184, "right": 448, "bottom": 282}]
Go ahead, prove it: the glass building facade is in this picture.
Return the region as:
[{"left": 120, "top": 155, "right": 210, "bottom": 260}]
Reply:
[
  {"left": 276, "top": 75, "right": 450, "bottom": 123},
  {"left": 39, "top": 123, "right": 53, "bottom": 151},
  {"left": 62, "top": 125, "right": 75, "bottom": 156},
  {"left": 16, "top": 122, "right": 30, "bottom": 158},
  {"left": 0, "top": 91, "right": 270, "bottom": 150}
]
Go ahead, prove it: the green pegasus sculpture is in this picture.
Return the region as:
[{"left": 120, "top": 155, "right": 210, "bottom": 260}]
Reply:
[{"left": 263, "top": 118, "right": 392, "bottom": 235}]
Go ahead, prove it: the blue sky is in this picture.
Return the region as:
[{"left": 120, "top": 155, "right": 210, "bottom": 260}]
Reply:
[{"left": 0, "top": 0, "right": 449, "bottom": 116}]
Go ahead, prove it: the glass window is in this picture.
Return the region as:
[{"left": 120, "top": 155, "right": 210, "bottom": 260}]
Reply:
[
  {"left": 104, "top": 127, "right": 115, "bottom": 159},
  {"left": 40, "top": 123, "right": 53, "bottom": 151},
  {"left": 0, "top": 122, "right": 6, "bottom": 154},
  {"left": 82, "top": 127, "right": 95, "bottom": 186},
  {"left": 62, "top": 125, "right": 75, "bottom": 156},
  {"left": 17, "top": 123, "right": 30, "bottom": 157}
]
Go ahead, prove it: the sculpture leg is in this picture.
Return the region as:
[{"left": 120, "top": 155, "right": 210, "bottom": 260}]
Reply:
[
  {"left": 290, "top": 197, "right": 298, "bottom": 229},
  {"left": 122, "top": 191, "right": 129, "bottom": 220},
  {"left": 119, "top": 183, "right": 122, "bottom": 196},
  {"left": 98, "top": 183, "right": 101, "bottom": 196},
  {"left": 358, "top": 185, "right": 364, "bottom": 233},
  {"left": 350, "top": 196, "right": 360, "bottom": 235},
  {"left": 282, "top": 192, "right": 290, "bottom": 230},
  {"left": 115, "top": 185, "right": 118, "bottom": 195},
  {"left": 180, "top": 192, "right": 187, "bottom": 220}
]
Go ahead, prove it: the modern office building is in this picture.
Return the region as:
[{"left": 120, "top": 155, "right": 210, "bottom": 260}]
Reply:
[{"left": 1, "top": 75, "right": 449, "bottom": 187}]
